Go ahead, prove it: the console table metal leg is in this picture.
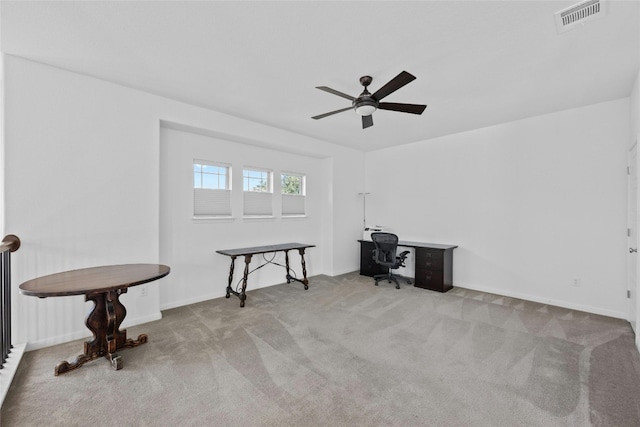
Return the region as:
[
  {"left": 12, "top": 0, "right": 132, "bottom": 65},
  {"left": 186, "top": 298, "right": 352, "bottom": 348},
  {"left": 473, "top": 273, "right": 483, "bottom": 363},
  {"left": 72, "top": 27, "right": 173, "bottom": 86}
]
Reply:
[
  {"left": 284, "top": 250, "right": 292, "bottom": 283},
  {"left": 239, "top": 254, "right": 252, "bottom": 307},
  {"left": 298, "top": 248, "right": 309, "bottom": 290},
  {"left": 225, "top": 256, "right": 236, "bottom": 299}
]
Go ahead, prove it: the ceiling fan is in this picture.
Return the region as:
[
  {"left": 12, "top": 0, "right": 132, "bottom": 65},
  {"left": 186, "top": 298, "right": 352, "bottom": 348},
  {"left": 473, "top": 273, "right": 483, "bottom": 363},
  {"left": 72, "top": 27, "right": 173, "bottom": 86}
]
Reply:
[{"left": 312, "top": 71, "right": 427, "bottom": 129}]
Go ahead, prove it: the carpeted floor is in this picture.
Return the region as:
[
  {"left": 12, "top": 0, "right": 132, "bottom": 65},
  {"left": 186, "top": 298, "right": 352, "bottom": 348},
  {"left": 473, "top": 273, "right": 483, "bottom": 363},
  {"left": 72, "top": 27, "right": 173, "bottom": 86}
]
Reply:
[{"left": 2, "top": 272, "right": 640, "bottom": 426}]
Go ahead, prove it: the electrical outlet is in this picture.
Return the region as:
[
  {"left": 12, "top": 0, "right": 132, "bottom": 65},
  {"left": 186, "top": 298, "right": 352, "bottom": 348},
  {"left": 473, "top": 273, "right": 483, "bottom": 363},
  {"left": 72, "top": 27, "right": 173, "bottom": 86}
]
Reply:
[
  {"left": 140, "top": 286, "right": 148, "bottom": 297},
  {"left": 572, "top": 278, "right": 581, "bottom": 287}
]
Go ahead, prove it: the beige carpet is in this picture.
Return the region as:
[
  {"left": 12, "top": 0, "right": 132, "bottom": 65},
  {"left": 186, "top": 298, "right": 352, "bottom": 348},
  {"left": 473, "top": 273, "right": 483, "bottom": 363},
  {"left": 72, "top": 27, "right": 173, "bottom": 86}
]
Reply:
[{"left": 3, "top": 272, "right": 640, "bottom": 426}]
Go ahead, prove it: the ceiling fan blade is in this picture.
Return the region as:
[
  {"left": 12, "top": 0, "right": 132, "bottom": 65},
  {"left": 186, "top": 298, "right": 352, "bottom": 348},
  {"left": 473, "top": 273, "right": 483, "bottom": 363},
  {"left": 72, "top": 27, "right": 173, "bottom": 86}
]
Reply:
[
  {"left": 378, "top": 102, "right": 427, "bottom": 115},
  {"left": 362, "top": 115, "right": 373, "bottom": 129},
  {"left": 372, "top": 71, "right": 416, "bottom": 101},
  {"left": 312, "top": 106, "right": 354, "bottom": 120},
  {"left": 316, "top": 86, "right": 356, "bottom": 101}
]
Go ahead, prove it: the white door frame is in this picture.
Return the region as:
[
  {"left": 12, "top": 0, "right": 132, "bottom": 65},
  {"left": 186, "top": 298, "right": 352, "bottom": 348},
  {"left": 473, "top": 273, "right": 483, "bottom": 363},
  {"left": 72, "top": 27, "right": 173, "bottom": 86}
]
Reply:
[{"left": 629, "top": 141, "right": 639, "bottom": 348}]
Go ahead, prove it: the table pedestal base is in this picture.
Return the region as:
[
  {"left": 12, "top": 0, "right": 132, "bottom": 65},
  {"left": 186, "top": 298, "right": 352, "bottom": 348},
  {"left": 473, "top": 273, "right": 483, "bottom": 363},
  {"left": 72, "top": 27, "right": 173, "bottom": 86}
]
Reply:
[{"left": 55, "top": 288, "right": 146, "bottom": 376}]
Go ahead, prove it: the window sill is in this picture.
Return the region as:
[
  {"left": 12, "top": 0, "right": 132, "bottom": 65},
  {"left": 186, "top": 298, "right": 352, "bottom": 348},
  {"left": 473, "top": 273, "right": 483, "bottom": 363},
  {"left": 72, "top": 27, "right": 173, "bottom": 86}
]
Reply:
[
  {"left": 282, "top": 215, "right": 307, "bottom": 220},
  {"left": 192, "top": 216, "right": 236, "bottom": 223},
  {"left": 243, "top": 215, "right": 275, "bottom": 221}
]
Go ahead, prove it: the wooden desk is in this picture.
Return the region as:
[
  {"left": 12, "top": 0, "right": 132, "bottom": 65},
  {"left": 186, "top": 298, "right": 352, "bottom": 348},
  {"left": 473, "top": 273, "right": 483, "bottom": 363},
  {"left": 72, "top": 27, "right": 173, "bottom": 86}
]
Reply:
[
  {"left": 359, "top": 240, "right": 457, "bottom": 292},
  {"left": 19, "top": 264, "right": 170, "bottom": 375},
  {"left": 216, "top": 243, "right": 314, "bottom": 307}
]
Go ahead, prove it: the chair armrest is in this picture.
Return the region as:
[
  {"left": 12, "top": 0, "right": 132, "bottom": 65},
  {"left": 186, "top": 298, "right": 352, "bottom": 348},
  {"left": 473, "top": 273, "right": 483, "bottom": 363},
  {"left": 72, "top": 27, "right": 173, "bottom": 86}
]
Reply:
[{"left": 395, "top": 250, "right": 410, "bottom": 267}]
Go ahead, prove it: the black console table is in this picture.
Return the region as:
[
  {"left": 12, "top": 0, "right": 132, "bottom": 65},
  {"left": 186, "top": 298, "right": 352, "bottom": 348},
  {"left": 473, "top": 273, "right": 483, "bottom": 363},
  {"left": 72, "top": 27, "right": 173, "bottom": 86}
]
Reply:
[
  {"left": 217, "top": 243, "right": 314, "bottom": 307},
  {"left": 358, "top": 240, "right": 457, "bottom": 292}
]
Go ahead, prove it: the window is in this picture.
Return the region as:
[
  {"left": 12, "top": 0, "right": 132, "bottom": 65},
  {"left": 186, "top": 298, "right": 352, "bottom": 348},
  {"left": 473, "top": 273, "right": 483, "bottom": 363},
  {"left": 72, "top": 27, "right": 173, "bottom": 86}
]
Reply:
[
  {"left": 194, "top": 162, "right": 227, "bottom": 190},
  {"left": 243, "top": 168, "right": 272, "bottom": 216},
  {"left": 281, "top": 173, "right": 303, "bottom": 195},
  {"left": 243, "top": 169, "right": 270, "bottom": 192},
  {"left": 193, "top": 160, "right": 231, "bottom": 217},
  {"left": 281, "top": 172, "right": 306, "bottom": 216}
]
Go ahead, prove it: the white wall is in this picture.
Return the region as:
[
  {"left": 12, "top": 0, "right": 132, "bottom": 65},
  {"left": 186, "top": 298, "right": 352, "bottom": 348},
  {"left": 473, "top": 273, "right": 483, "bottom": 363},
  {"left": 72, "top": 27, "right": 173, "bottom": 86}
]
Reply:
[
  {"left": 5, "top": 56, "right": 164, "bottom": 348},
  {"left": 366, "top": 98, "right": 631, "bottom": 318},
  {"left": 159, "top": 126, "right": 326, "bottom": 308},
  {"left": 0, "top": 55, "right": 4, "bottom": 237},
  {"left": 4, "top": 56, "right": 363, "bottom": 350}
]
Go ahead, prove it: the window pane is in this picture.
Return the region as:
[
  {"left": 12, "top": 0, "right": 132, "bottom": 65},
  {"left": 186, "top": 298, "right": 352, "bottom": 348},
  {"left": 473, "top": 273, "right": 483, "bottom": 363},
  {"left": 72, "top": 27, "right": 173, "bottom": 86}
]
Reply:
[
  {"left": 248, "top": 177, "right": 265, "bottom": 192},
  {"left": 202, "top": 173, "right": 218, "bottom": 189},
  {"left": 195, "top": 162, "right": 229, "bottom": 190},
  {"left": 281, "top": 175, "right": 301, "bottom": 195},
  {"left": 243, "top": 169, "right": 270, "bottom": 192},
  {"left": 202, "top": 164, "right": 218, "bottom": 174}
]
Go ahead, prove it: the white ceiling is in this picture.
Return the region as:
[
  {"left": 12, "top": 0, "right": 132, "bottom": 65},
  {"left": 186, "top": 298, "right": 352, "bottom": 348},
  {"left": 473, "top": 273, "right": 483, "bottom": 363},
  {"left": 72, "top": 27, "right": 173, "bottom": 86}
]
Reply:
[{"left": 1, "top": 1, "right": 638, "bottom": 151}]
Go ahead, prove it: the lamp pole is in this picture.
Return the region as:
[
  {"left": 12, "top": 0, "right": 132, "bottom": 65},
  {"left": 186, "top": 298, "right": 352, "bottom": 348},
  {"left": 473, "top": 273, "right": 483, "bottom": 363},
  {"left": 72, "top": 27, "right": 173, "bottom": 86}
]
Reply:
[{"left": 358, "top": 192, "right": 370, "bottom": 229}]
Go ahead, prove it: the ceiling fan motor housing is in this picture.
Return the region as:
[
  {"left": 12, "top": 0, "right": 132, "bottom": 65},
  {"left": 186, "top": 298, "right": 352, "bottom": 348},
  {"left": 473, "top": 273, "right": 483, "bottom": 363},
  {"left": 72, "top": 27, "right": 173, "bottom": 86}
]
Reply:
[{"left": 354, "top": 76, "right": 378, "bottom": 115}]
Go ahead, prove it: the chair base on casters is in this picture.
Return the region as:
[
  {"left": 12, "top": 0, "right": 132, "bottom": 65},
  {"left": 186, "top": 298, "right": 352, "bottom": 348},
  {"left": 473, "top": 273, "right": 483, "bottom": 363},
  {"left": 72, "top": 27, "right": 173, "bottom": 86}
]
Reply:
[{"left": 374, "top": 271, "right": 412, "bottom": 289}]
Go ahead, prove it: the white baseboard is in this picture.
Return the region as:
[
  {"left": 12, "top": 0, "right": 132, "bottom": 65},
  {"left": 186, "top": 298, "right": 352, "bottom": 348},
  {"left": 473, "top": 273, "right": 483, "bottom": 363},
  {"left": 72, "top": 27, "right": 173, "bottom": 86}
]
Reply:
[
  {"left": 454, "top": 281, "right": 627, "bottom": 320},
  {"left": 120, "top": 312, "right": 163, "bottom": 329},
  {"left": 25, "top": 312, "right": 163, "bottom": 351},
  {"left": 0, "top": 342, "right": 27, "bottom": 409},
  {"left": 160, "top": 292, "right": 224, "bottom": 311},
  {"left": 25, "top": 330, "right": 91, "bottom": 351},
  {"left": 330, "top": 267, "right": 361, "bottom": 277}
]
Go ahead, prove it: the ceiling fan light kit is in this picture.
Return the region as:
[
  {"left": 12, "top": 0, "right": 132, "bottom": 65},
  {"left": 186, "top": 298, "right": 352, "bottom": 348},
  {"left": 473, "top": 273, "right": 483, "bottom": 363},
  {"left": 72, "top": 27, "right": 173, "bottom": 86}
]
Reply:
[{"left": 312, "top": 70, "right": 427, "bottom": 129}]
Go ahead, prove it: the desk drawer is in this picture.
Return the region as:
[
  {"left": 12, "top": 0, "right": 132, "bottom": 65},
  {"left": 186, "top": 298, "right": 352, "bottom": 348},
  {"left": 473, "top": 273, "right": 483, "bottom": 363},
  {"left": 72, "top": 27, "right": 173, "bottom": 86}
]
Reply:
[
  {"left": 414, "top": 270, "right": 445, "bottom": 290},
  {"left": 415, "top": 268, "right": 453, "bottom": 292},
  {"left": 415, "top": 249, "right": 444, "bottom": 270}
]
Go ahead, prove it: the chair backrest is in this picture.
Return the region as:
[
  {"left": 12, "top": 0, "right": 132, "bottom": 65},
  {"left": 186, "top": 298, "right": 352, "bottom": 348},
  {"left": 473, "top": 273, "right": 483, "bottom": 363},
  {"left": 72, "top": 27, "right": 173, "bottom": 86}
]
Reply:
[{"left": 371, "top": 232, "right": 399, "bottom": 267}]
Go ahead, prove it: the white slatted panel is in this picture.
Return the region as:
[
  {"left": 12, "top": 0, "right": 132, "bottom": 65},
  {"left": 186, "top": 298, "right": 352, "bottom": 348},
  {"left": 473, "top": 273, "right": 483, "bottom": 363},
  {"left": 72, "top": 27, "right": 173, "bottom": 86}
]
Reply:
[
  {"left": 282, "top": 194, "right": 305, "bottom": 215},
  {"left": 194, "top": 189, "right": 231, "bottom": 216},
  {"left": 244, "top": 192, "right": 272, "bottom": 216}
]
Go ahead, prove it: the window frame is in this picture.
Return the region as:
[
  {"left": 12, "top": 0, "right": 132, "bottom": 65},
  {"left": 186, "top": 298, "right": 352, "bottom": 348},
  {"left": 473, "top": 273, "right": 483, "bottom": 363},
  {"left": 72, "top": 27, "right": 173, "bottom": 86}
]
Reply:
[
  {"left": 280, "top": 172, "right": 305, "bottom": 196},
  {"left": 193, "top": 160, "right": 231, "bottom": 191},
  {"left": 242, "top": 167, "right": 272, "bottom": 193},
  {"left": 242, "top": 166, "right": 274, "bottom": 217},
  {"left": 193, "top": 159, "right": 232, "bottom": 218},
  {"left": 281, "top": 171, "right": 306, "bottom": 217}
]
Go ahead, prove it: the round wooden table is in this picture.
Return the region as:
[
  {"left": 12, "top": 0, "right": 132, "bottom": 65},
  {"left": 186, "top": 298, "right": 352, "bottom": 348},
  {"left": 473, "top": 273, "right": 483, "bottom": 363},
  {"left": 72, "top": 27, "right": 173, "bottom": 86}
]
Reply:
[{"left": 19, "top": 264, "right": 170, "bottom": 375}]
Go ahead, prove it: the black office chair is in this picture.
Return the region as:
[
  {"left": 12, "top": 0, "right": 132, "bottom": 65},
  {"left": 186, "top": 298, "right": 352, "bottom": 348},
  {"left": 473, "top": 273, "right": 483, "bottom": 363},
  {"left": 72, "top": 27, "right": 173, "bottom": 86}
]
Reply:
[{"left": 371, "top": 232, "right": 411, "bottom": 289}]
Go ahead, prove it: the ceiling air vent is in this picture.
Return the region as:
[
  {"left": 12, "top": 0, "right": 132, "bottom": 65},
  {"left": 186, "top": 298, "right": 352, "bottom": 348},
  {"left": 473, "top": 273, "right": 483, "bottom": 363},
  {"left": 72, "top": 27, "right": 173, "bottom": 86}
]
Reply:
[{"left": 555, "top": 0, "right": 607, "bottom": 33}]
